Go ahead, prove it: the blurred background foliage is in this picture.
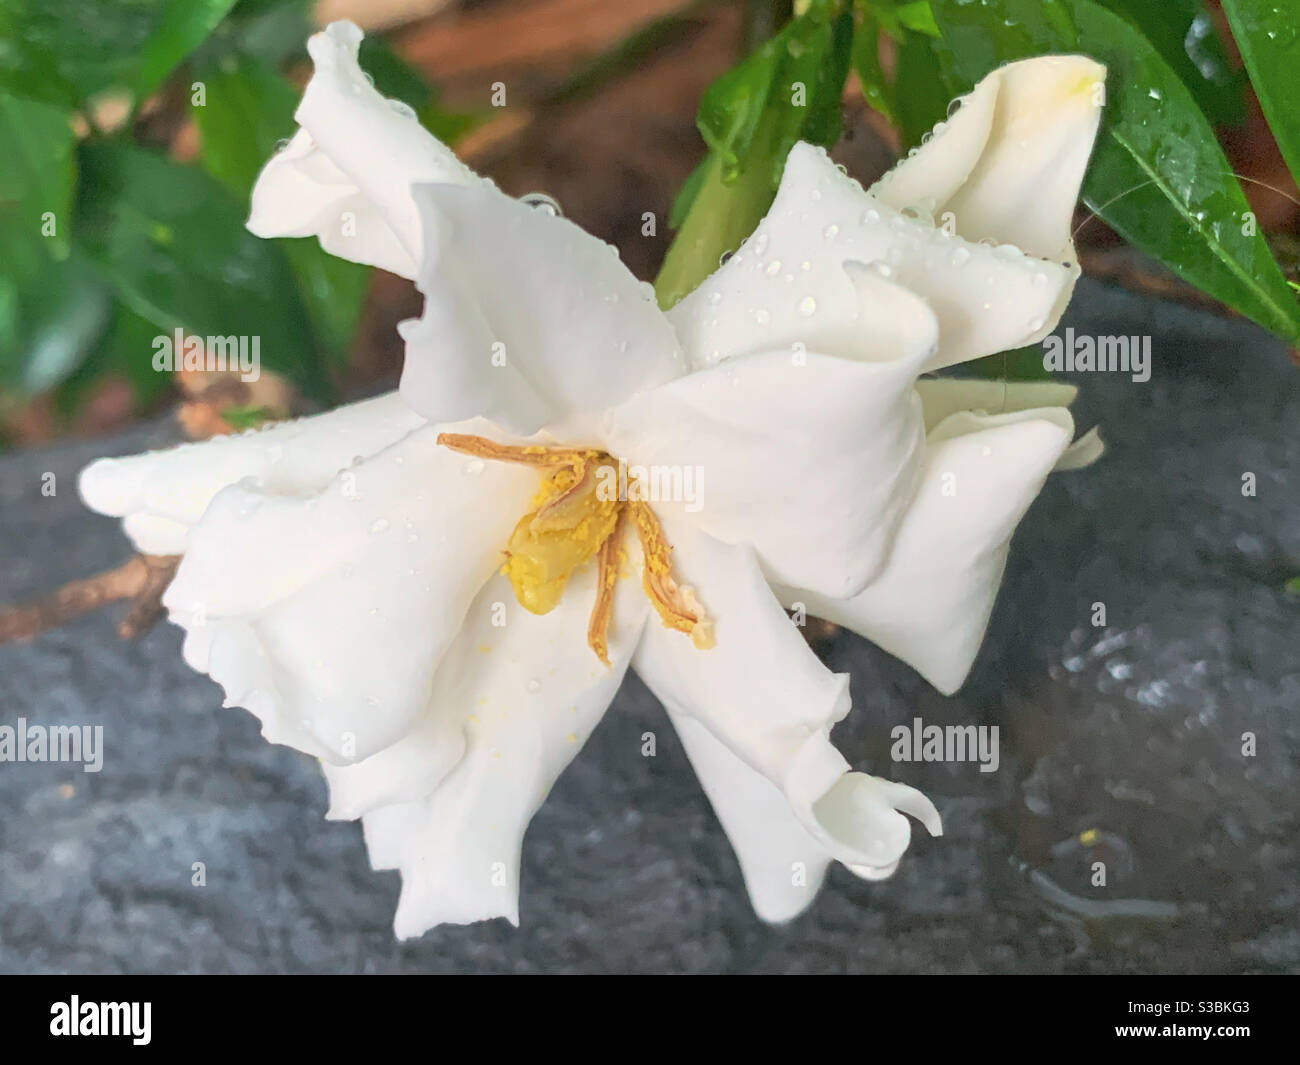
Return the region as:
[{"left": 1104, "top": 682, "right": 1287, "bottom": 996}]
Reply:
[{"left": 0, "top": 0, "right": 1298, "bottom": 448}]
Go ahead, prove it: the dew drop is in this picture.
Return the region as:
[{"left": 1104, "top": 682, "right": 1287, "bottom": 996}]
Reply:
[
  {"left": 862, "top": 207, "right": 880, "bottom": 225},
  {"left": 765, "top": 259, "right": 782, "bottom": 276},
  {"left": 527, "top": 678, "right": 541, "bottom": 693},
  {"left": 754, "top": 308, "right": 771, "bottom": 325},
  {"left": 707, "top": 290, "right": 722, "bottom": 305},
  {"left": 752, "top": 234, "right": 769, "bottom": 256},
  {"left": 798, "top": 296, "right": 817, "bottom": 317},
  {"left": 950, "top": 247, "right": 971, "bottom": 267},
  {"left": 521, "top": 192, "right": 562, "bottom": 216},
  {"left": 369, "top": 518, "right": 390, "bottom": 535},
  {"left": 389, "top": 100, "right": 417, "bottom": 119},
  {"left": 822, "top": 223, "right": 839, "bottom": 240}
]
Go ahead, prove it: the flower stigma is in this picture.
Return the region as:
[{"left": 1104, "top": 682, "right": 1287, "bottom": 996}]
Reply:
[{"left": 436, "top": 433, "right": 714, "bottom": 664}]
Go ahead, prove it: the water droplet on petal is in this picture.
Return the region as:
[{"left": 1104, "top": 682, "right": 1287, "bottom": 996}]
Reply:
[
  {"left": 389, "top": 99, "right": 417, "bottom": 119},
  {"left": 521, "top": 192, "right": 562, "bottom": 216},
  {"left": 950, "top": 247, "right": 971, "bottom": 267},
  {"left": 798, "top": 296, "right": 817, "bottom": 317},
  {"left": 707, "top": 290, "right": 722, "bottom": 305},
  {"left": 862, "top": 207, "right": 880, "bottom": 225},
  {"left": 822, "top": 224, "right": 839, "bottom": 240},
  {"left": 754, "top": 308, "right": 771, "bottom": 325},
  {"left": 765, "top": 260, "right": 782, "bottom": 276},
  {"left": 464, "top": 459, "right": 486, "bottom": 475},
  {"left": 369, "top": 518, "right": 390, "bottom": 535},
  {"left": 527, "top": 678, "right": 541, "bottom": 693}
]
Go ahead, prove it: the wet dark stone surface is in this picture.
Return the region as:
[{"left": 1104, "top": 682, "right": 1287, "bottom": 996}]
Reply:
[{"left": 0, "top": 279, "right": 1296, "bottom": 974}]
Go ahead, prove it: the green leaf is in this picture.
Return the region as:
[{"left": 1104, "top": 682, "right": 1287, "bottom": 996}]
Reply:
[
  {"left": 963, "top": 344, "right": 1051, "bottom": 381},
  {"left": 54, "top": 299, "right": 173, "bottom": 414},
  {"left": 697, "top": 0, "right": 846, "bottom": 182},
  {"left": 219, "top": 404, "right": 275, "bottom": 430},
  {"left": 895, "top": 1, "right": 940, "bottom": 36},
  {"left": 191, "top": 0, "right": 314, "bottom": 69},
  {"left": 668, "top": 157, "right": 710, "bottom": 230},
  {"left": 1074, "top": 0, "right": 1300, "bottom": 341},
  {"left": 659, "top": 1, "right": 855, "bottom": 305},
  {"left": 930, "top": 0, "right": 1077, "bottom": 70},
  {"left": 74, "top": 140, "right": 329, "bottom": 396},
  {"left": 0, "top": 88, "right": 86, "bottom": 390},
  {"left": 891, "top": 30, "right": 958, "bottom": 149},
  {"left": 1221, "top": 0, "right": 1300, "bottom": 183},
  {"left": 134, "top": 0, "right": 238, "bottom": 98},
  {"left": 852, "top": 14, "right": 894, "bottom": 122},
  {"left": 930, "top": 0, "right": 1300, "bottom": 342},
  {"left": 1097, "top": 1, "right": 1243, "bottom": 126},
  {"left": 192, "top": 54, "right": 368, "bottom": 364},
  {"left": 8, "top": 252, "right": 111, "bottom": 393},
  {"left": 0, "top": 0, "right": 233, "bottom": 107},
  {"left": 0, "top": 89, "right": 75, "bottom": 275}
]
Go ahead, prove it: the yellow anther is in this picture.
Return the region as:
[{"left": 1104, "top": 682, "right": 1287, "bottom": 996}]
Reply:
[{"left": 436, "top": 432, "right": 713, "bottom": 663}]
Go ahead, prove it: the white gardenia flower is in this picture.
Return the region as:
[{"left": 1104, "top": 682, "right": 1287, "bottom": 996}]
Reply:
[{"left": 79, "top": 20, "right": 1106, "bottom": 936}]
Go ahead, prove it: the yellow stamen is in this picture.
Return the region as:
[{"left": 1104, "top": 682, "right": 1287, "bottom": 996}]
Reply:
[
  {"left": 587, "top": 509, "right": 626, "bottom": 666},
  {"left": 629, "top": 502, "right": 714, "bottom": 650},
  {"left": 436, "top": 432, "right": 713, "bottom": 663}
]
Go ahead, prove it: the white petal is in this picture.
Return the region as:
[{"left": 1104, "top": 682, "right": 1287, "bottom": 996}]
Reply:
[
  {"left": 162, "top": 419, "right": 538, "bottom": 763},
  {"left": 669, "top": 142, "right": 1076, "bottom": 373},
  {"left": 399, "top": 182, "right": 685, "bottom": 434},
  {"left": 247, "top": 20, "right": 483, "bottom": 278},
  {"left": 369, "top": 565, "right": 647, "bottom": 935},
  {"left": 874, "top": 56, "right": 1106, "bottom": 264},
  {"left": 669, "top": 711, "right": 830, "bottom": 923},
  {"left": 607, "top": 266, "right": 935, "bottom": 597},
  {"left": 869, "top": 71, "right": 999, "bottom": 212},
  {"left": 633, "top": 515, "right": 940, "bottom": 875},
  {"left": 780, "top": 412, "right": 1071, "bottom": 695},
  {"left": 78, "top": 392, "right": 424, "bottom": 554}
]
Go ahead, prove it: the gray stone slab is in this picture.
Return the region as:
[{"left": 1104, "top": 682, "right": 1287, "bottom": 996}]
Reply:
[{"left": 0, "top": 279, "right": 1297, "bottom": 973}]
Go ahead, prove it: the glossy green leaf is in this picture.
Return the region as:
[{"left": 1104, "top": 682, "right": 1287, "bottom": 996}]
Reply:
[
  {"left": 895, "top": 1, "right": 940, "bottom": 36},
  {"left": 0, "top": 0, "right": 233, "bottom": 107},
  {"left": 74, "top": 141, "right": 329, "bottom": 396},
  {"left": 135, "top": 0, "right": 238, "bottom": 98},
  {"left": 697, "top": 0, "right": 844, "bottom": 181},
  {"left": 1097, "top": 1, "right": 1243, "bottom": 126},
  {"left": 0, "top": 89, "right": 83, "bottom": 389},
  {"left": 892, "top": 30, "right": 958, "bottom": 148},
  {"left": 1222, "top": 0, "right": 1300, "bottom": 183},
  {"left": 1075, "top": 0, "right": 1300, "bottom": 341},
  {"left": 193, "top": 55, "right": 368, "bottom": 364}
]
